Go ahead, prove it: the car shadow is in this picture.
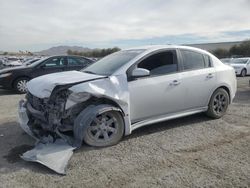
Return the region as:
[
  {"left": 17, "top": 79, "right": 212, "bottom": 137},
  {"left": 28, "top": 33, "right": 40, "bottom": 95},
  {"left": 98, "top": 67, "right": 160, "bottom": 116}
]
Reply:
[
  {"left": 0, "top": 88, "right": 19, "bottom": 96},
  {"left": 0, "top": 121, "right": 62, "bottom": 175},
  {"left": 125, "top": 113, "right": 211, "bottom": 141},
  {"left": 0, "top": 113, "right": 212, "bottom": 175},
  {"left": 78, "top": 113, "right": 212, "bottom": 152},
  {"left": 234, "top": 89, "right": 250, "bottom": 104}
]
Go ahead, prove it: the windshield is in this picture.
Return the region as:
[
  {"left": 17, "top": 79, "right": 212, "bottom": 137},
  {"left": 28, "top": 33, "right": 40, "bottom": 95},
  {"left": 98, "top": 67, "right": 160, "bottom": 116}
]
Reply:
[
  {"left": 82, "top": 50, "right": 144, "bottom": 75},
  {"left": 230, "top": 58, "right": 249, "bottom": 64},
  {"left": 24, "top": 58, "right": 41, "bottom": 65}
]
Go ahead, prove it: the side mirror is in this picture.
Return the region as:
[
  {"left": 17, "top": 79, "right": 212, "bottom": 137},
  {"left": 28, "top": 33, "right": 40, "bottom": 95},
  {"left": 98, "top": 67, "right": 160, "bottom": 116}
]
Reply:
[{"left": 131, "top": 68, "right": 150, "bottom": 78}]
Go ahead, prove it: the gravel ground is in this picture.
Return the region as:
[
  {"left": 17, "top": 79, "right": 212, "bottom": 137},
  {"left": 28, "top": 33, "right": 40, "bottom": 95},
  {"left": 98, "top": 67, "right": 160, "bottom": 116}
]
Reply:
[{"left": 0, "top": 77, "right": 249, "bottom": 188}]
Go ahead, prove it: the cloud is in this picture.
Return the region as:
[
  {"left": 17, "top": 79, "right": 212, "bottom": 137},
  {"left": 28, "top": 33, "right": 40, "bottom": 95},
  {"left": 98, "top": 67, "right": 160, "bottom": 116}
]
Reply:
[{"left": 0, "top": 0, "right": 249, "bottom": 51}]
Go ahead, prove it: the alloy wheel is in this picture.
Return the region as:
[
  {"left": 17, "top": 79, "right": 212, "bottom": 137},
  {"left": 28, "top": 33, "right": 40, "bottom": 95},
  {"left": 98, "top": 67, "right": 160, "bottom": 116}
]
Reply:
[
  {"left": 16, "top": 79, "right": 28, "bottom": 93},
  {"left": 87, "top": 112, "right": 118, "bottom": 142},
  {"left": 213, "top": 93, "right": 227, "bottom": 115},
  {"left": 241, "top": 69, "right": 246, "bottom": 77}
]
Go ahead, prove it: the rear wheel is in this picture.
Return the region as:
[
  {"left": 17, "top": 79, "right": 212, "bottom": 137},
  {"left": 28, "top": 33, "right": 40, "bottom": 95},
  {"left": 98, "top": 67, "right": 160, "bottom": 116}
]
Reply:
[
  {"left": 13, "top": 77, "right": 29, "bottom": 93},
  {"left": 206, "top": 88, "right": 229, "bottom": 119},
  {"left": 240, "top": 69, "right": 247, "bottom": 77},
  {"left": 82, "top": 107, "right": 124, "bottom": 147}
]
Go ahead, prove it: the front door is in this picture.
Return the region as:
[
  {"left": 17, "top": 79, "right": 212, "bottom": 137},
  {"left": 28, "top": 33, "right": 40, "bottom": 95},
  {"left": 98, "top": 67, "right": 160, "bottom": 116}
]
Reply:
[
  {"left": 31, "top": 56, "right": 66, "bottom": 78},
  {"left": 128, "top": 50, "right": 186, "bottom": 123}
]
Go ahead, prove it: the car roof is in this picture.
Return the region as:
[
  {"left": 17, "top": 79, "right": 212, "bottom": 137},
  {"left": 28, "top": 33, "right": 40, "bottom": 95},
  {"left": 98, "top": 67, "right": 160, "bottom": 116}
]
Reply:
[
  {"left": 234, "top": 57, "right": 250, "bottom": 60},
  {"left": 124, "top": 45, "right": 211, "bottom": 55}
]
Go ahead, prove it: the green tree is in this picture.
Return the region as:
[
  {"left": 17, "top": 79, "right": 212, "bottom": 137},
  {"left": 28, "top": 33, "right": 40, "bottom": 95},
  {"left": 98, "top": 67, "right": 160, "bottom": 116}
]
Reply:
[
  {"left": 67, "top": 49, "right": 73, "bottom": 55},
  {"left": 212, "top": 48, "right": 229, "bottom": 58},
  {"left": 67, "top": 47, "right": 121, "bottom": 58}
]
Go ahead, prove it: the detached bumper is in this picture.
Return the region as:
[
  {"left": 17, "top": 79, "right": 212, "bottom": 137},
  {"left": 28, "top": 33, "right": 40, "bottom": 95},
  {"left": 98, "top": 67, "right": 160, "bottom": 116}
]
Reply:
[{"left": 18, "top": 100, "right": 38, "bottom": 140}]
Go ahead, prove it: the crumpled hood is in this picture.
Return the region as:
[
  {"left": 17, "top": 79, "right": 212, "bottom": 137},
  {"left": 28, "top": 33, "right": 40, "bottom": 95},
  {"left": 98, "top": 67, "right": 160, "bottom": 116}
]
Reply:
[{"left": 27, "top": 71, "right": 105, "bottom": 98}]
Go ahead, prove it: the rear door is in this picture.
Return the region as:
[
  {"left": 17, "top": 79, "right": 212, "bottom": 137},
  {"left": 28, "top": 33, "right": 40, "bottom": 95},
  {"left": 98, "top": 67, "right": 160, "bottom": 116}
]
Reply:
[
  {"left": 178, "top": 49, "right": 216, "bottom": 109},
  {"left": 66, "top": 56, "right": 92, "bottom": 71},
  {"left": 31, "top": 56, "right": 66, "bottom": 77}
]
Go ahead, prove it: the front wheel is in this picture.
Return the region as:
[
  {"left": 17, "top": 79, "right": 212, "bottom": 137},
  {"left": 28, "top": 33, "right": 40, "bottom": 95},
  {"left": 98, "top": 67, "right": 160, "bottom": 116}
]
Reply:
[
  {"left": 80, "top": 106, "right": 124, "bottom": 147},
  {"left": 13, "top": 77, "right": 30, "bottom": 93},
  {"left": 206, "top": 88, "right": 229, "bottom": 119},
  {"left": 240, "top": 69, "right": 247, "bottom": 77}
]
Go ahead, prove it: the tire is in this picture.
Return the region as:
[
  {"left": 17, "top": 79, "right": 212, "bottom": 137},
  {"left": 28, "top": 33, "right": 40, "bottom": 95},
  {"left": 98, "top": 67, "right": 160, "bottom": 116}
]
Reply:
[
  {"left": 13, "top": 77, "right": 30, "bottom": 94},
  {"left": 240, "top": 69, "right": 247, "bottom": 77},
  {"left": 206, "top": 88, "right": 229, "bottom": 119},
  {"left": 79, "top": 105, "right": 124, "bottom": 147}
]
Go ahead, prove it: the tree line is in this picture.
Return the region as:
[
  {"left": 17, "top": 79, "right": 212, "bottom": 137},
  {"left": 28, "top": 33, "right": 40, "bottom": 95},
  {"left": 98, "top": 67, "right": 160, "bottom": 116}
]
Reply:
[
  {"left": 212, "top": 40, "right": 250, "bottom": 59},
  {"left": 67, "top": 47, "right": 121, "bottom": 58}
]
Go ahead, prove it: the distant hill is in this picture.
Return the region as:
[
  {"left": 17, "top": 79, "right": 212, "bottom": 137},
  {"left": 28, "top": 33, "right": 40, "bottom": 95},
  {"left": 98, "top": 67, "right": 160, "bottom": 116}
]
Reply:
[{"left": 34, "top": 46, "right": 91, "bottom": 56}]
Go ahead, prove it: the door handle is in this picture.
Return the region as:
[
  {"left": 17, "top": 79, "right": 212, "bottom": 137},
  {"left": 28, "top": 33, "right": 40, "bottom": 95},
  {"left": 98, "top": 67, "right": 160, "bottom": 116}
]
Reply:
[
  {"left": 207, "top": 73, "right": 214, "bottom": 79},
  {"left": 170, "top": 80, "right": 181, "bottom": 86}
]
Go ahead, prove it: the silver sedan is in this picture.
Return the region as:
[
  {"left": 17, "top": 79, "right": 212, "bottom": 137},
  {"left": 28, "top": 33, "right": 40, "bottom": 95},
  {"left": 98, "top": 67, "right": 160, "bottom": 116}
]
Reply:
[{"left": 19, "top": 45, "right": 237, "bottom": 147}]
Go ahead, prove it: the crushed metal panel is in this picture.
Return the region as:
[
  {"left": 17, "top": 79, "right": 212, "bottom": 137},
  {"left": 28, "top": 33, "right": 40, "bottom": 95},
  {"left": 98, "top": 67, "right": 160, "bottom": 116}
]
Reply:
[
  {"left": 21, "top": 139, "right": 75, "bottom": 175},
  {"left": 69, "top": 74, "right": 132, "bottom": 135},
  {"left": 27, "top": 71, "right": 105, "bottom": 98},
  {"left": 18, "top": 100, "right": 39, "bottom": 140}
]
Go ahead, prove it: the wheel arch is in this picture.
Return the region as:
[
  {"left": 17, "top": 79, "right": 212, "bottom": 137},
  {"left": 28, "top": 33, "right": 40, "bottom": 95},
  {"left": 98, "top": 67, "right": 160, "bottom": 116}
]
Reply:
[
  {"left": 73, "top": 103, "right": 125, "bottom": 148},
  {"left": 242, "top": 68, "right": 247, "bottom": 74},
  {"left": 12, "top": 76, "right": 31, "bottom": 88},
  {"left": 209, "top": 85, "right": 231, "bottom": 105}
]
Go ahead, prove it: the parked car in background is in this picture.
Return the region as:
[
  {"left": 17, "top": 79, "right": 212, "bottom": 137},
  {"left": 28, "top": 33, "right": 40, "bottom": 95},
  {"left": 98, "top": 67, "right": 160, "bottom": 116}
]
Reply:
[
  {"left": 0, "top": 55, "right": 93, "bottom": 93},
  {"left": 5, "top": 60, "right": 23, "bottom": 66},
  {"left": 228, "top": 58, "right": 250, "bottom": 77},
  {"left": 18, "top": 46, "right": 237, "bottom": 147},
  {"left": 220, "top": 58, "right": 233, "bottom": 64}
]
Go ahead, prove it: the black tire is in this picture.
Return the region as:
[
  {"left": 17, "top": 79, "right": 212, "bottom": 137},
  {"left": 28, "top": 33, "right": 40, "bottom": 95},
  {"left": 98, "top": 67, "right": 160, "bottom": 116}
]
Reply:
[
  {"left": 13, "top": 77, "right": 30, "bottom": 94},
  {"left": 240, "top": 69, "right": 247, "bottom": 77},
  {"left": 206, "top": 88, "right": 229, "bottom": 119},
  {"left": 78, "top": 105, "right": 124, "bottom": 147}
]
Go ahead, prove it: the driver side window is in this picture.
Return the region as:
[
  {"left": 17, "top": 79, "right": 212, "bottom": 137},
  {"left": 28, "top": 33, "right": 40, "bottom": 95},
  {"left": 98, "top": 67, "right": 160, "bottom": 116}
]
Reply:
[{"left": 138, "top": 51, "right": 178, "bottom": 76}]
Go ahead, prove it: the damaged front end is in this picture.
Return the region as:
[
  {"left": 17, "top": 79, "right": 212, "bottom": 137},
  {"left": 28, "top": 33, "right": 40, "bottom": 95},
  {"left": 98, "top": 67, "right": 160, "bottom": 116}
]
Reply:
[
  {"left": 18, "top": 73, "right": 130, "bottom": 174},
  {"left": 23, "top": 88, "right": 85, "bottom": 143},
  {"left": 18, "top": 87, "right": 83, "bottom": 174}
]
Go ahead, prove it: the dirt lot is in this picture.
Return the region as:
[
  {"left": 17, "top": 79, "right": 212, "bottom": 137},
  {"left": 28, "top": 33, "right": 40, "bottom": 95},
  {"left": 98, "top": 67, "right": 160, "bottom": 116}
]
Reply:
[{"left": 0, "top": 77, "right": 249, "bottom": 188}]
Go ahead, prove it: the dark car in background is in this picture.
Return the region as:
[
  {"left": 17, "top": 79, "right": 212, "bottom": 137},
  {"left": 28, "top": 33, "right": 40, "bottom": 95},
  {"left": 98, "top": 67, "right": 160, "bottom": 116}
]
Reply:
[{"left": 0, "top": 55, "right": 93, "bottom": 93}]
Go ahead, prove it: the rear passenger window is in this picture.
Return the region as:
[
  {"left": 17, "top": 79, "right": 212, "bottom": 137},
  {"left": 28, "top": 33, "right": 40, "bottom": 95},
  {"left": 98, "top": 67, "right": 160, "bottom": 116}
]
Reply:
[
  {"left": 181, "top": 50, "right": 209, "bottom": 70},
  {"left": 138, "top": 51, "right": 177, "bottom": 76},
  {"left": 68, "top": 57, "right": 89, "bottom": 66},
  {"left": 43, "top": 57, "right": 65, "bottom": 67}
]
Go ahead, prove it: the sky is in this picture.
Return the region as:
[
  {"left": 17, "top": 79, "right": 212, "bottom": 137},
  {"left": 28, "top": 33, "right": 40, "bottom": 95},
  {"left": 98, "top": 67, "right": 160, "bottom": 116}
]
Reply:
[{"left": 0, "top": 0, "right": 250, "bottom": 51}]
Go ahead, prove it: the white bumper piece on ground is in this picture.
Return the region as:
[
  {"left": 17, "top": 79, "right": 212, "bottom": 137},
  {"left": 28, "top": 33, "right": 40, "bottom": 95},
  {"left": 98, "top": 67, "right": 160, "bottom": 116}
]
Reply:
[
  {"left": 21, "top": 139, "right": 75, "bottom": 175},
  {"left": 18, "top": 100, "right": 75, "bottom": 175}
]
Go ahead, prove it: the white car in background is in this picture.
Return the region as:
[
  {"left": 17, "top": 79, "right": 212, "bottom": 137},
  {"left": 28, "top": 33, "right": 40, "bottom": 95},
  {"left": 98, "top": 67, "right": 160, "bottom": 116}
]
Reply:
[{"left": 229, "top": 58, "right": 250, "bottom": 77}]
